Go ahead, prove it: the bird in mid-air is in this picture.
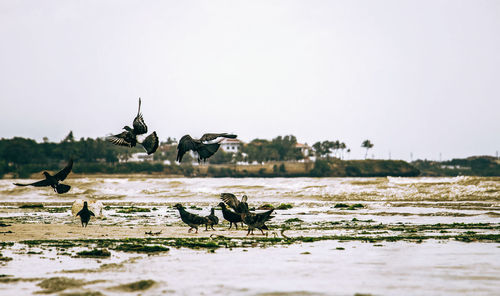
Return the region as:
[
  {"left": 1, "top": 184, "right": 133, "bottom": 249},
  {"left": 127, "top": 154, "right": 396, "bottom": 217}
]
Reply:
[
  {"left": 106, "top": 98, "right": 159, "bottom": 155},
  {"left": 76, "top": 201, "right": 95, "bottom": 227},
  {"left": 13, "top": 159, "right": 73, "bottom": 194},
  {"left": 174, "top": 203, "right": 210, "bottom": 234},
  {"left": 176, "top": 133, "right": 237, "bottom": 162}
]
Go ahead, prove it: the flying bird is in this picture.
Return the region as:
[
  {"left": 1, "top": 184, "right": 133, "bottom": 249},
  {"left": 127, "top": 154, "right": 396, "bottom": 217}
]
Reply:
[
  {"left": 14, "top": 159, "right": 73, "bottom": 194},
  {"left": 205, "top": 207, "right": 219, "bottom": 231},
  {"left": 176, "top": 133, "right": 237, "bottom": 162},
  {"left": 174, "top": 203, "right": 210, "bottom": 234},
  {"left": 241, "top": 208, "right": 275, "bottom": 236},
  {"left": 220, "top": 193, "right": 248, "bottom": 214},
  {"left": 106, "top": 98, "right": 159, "bottom": 155},
  {"left": 218, "top": 202, "right": 243, "bottom": 230},
  {"left": 76, "top": 201, "right": 95, "bottom": 227}
]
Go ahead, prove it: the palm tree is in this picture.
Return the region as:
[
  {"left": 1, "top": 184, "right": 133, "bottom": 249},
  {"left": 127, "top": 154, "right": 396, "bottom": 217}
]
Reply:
[
  {"left": 361, "top": 140, "right": 374, "bottom": 159},
  {"left": 340, "top": 142, "right": 347, "bottom": 159}
]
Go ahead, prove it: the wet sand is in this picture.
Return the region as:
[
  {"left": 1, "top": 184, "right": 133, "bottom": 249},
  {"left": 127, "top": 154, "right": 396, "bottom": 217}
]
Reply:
[{"left": 1, "top": 223, "right": 274, "bottom": 242}]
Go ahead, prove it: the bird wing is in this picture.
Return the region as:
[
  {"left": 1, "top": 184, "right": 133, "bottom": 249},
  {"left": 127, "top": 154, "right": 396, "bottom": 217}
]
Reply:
[
  {"left": 53, "top": 159, "right": 73, "bottom": 181},
  {"left": 141, "top": 131, "right": 159, "bottom": 155},
  {"left": 199, "top": 133, "right": 237, "bottom": 142},
  {"left": 176, "top": 135, "right": 197, "bottom": 162},
  {"left": 106, "top": 132, "right": 133, "bottom": 147},
  {"left": 14, "top": 179, "right": 51, "bottom": 187},
  {"left": 221, "top": 193, "right": 242, "bottom": 211},
  {"left": 197, "top": 143, "right": 220, "bottom": 160},
  {"left": 132, "top": 98, "right": 148, "bottom": 135}
]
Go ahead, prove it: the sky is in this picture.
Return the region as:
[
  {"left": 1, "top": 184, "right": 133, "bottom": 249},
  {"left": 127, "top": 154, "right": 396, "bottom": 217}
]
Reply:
[{"left": 0, "top": 0, "right": 499, "bottom": 161}]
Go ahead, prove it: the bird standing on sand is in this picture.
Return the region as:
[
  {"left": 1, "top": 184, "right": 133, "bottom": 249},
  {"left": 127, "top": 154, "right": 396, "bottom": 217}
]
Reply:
[
  {"left": 174, "top": 204, "right": 210, "bottom": 234},
  {"left": 106, "top": 98, "right": 159, "bottom": 155},
  {"left": 205, "top": 207, "right": 219, "bottom": 230},
  {"left": 176, "top": 133, "right": 237, "bottom": 163},
  {"left": 220, "top": 193, "right": 248, "bottom": 214},
  {"left": 14, "top": 159, "right": 73, "bottom": 194},
  {"left": 76, "top": 201, "right": 95, "bottom": 227},
  {"left": 218, "top": 202, "right": 243, "bottom": 230},
  {"left": 241, "top": 207, "right": 275, "bottom": 236}
]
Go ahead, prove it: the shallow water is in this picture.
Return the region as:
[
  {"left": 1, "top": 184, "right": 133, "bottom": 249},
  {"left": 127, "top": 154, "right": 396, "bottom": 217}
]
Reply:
[{"left": 1, "top": 177, "right": 499, "bottom": 295}]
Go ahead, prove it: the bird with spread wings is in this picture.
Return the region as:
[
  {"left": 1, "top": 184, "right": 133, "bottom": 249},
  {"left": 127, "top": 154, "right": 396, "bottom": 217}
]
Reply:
[
  {"left": 106, "top": 98, "right": 159, "bottom": 155},
  {"left": 176, "top": 133, "right": 237, "bottom": 163},
  {"left": 14, "top": 159, "right": 73, "bottom": 194}
]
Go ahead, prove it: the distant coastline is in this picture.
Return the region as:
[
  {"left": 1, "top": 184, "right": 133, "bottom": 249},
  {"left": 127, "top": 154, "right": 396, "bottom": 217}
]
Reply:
[
  {"left": 1, "top": 136, "right": 499, "bottom": 178},
  {"left": 3, "top": 156, "right": 499, "bottom": 179}
]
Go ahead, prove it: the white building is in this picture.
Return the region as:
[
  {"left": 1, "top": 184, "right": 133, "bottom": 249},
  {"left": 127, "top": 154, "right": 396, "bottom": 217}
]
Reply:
[
  {"left": 220, "top": 138, "right": 243, "bottom": 153},
  {"left": 121, "top": 152, "right": 154, "bottom": 162},
  {"left": 295, "top": 143, "right": 312, "bottom": 158}
]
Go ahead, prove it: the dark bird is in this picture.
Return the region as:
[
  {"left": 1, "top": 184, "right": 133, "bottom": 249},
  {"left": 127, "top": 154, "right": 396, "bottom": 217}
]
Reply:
[
  {"left": 106, "top": 98, "right": 159, "bottom": 155},
  {"left": 176, "top": 133, "right": 237, "bottom": 162},
  {"left": 14, "top": 159, "right": 73, "bottom": 194},
  {"left": 76, "top": 201, "right": 95, "bottom": 227},
  {"left": 218, "top": 202, "right": 243, "bottom": 230},
  {"left": 220, "top": 193, "right": 248, "bottom": 214},
  {"left": 205, "top": 207, "right": 219, "bottom": 231},
  {"left": 174, "top": 203, "right": 210, "bottom": 234},
  {"left": 241, "top": 208, "right": 275, "bottom": 236}
]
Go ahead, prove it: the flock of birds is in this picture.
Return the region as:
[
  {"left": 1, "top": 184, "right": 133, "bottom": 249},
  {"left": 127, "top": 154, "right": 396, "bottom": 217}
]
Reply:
[
  {"left": 174, "top": 193, "right": 275, "bottom": 235},
  {"left": 13, "top": 98, "right": 274, "bottom": 235}
]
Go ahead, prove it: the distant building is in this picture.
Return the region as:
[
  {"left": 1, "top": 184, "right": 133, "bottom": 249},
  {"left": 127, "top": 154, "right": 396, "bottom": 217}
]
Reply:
[
  {"left": 121, "top": 152, "right": 154, "bottom": 162},
  {"left": 295, "top": 143, "right": 312, "bottom": 158},
  {"left": 220, "top": 138, "right": 243, "bottom": 153}
]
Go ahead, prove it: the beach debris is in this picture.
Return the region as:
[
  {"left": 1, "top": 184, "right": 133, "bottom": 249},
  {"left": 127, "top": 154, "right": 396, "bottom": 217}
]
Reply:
[{"left": 145, "top": 230, "right": 163, "bottom": 236}]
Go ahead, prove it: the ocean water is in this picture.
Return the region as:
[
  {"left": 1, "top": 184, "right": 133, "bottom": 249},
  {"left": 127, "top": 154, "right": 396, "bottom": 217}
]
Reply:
[{"left": 0, "top": 176, "right": 499, "bottom": 295}]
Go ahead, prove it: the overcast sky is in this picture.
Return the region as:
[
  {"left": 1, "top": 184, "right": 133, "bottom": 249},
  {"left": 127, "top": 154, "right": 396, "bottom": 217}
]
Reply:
[{"left": 1, "top": 1, "right": 499, "bottom": 160}]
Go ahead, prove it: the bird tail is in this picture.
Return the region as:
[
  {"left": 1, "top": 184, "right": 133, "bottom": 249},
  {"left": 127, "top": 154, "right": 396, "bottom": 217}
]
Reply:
[
  {"left": 55, "top": 183, "right": 71, "bottom": 194},
  {"left": 141, "top": 131, "right": 159, "bottom": 155},
  {"left": 222, "top": 134, "right": 237, "bottom": 139},
  {"left": 137, "top": 97, "right": 142, "bottom": 116}
]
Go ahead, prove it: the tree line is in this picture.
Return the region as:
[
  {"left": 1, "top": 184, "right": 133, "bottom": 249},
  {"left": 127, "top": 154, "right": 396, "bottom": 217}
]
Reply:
[{"left": 0, "top": 132, "right": 377, "bottom": 177}]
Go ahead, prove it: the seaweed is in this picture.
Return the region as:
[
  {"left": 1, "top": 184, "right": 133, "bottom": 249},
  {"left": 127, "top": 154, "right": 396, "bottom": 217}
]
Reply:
[
  {"left": 76, "top": 249, "right": 111, "bottom": 258},
  {"left": 36, "top": 277, "right": 86, "bottom": 294},
  {"left": 276, "top": 203, "right": 293, "bottom": 210},
  {"left": 109, "top": 280, "right": 155, "bottom": 292},
  {"left": 117, "top": 207, "right": 151, "bottom": 213},
  {"left": 115, "top": 244, "right": 169, "bottom": 253},
  {"left": 19, "top": 204, "right": 44, "bottom": 209}
]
